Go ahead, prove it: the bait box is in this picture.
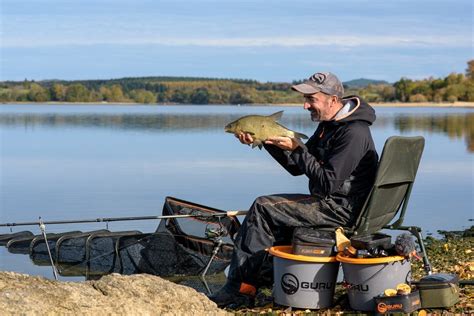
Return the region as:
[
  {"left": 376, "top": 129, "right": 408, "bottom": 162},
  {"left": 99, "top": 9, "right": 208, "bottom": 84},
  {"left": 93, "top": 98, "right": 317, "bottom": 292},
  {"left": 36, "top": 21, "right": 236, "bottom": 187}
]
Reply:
[{"left": 374, "top": 291, "right": 421, "bottom": 314}]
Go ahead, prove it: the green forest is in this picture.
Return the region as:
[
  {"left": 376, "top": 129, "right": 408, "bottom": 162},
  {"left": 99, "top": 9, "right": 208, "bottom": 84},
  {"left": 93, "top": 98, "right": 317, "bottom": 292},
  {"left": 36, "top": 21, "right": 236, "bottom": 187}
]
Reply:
[{"left": 1, "top": 60, "right": 472, "bottom": 105}]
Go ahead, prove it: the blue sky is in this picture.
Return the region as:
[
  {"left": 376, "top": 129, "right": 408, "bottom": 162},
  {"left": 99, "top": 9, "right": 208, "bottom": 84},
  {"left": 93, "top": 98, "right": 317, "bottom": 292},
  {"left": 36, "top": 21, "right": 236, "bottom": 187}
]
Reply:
[{"left": 1, "top": 0, "right": 472, "bottom": 82}]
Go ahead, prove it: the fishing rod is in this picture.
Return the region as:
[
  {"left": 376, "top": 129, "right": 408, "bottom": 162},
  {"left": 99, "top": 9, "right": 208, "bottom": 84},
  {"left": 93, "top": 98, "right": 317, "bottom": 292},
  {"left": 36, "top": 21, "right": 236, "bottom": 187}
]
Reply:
[{"left": 0, "top": 210, "right": 248, "bottom": 228}]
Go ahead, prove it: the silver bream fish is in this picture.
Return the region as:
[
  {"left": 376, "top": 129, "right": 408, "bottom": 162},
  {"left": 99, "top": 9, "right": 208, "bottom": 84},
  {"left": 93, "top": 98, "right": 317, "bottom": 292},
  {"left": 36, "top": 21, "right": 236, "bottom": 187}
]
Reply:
[{"left": 224, "top": 111, "right": 308, "bottom": 149}]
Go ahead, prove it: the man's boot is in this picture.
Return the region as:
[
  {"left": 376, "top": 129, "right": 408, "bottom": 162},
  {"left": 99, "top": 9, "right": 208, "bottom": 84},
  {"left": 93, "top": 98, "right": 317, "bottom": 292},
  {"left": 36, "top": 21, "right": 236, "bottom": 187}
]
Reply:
[{"left": 208, "top": 281, "right": 256, "bottom": 308}]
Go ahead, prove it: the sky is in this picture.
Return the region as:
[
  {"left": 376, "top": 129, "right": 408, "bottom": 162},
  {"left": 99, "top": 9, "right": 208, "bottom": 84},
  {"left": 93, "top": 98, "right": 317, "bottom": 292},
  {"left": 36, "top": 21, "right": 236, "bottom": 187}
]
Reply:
[{"left": 0, "top": 0, "right": 472, "bottom": 83}]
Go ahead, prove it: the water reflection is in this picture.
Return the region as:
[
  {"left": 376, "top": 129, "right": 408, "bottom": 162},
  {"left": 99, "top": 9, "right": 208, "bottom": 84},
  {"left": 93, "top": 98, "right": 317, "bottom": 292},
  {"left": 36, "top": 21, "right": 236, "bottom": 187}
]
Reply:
[
  {"left": 394, "top": 114, "right": 474, "bottom": 152},
  {"left": 0, "top": 110, "right": 473, "bottom": 152}
]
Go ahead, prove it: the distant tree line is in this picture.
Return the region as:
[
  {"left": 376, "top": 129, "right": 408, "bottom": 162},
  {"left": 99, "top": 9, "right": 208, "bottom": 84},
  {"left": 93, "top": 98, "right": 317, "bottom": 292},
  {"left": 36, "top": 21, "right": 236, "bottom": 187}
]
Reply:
[
  {"left": 349, "top": 60, "right": 474, "bottom": 103},
  {"left": 1, "top": 60, "right": 472, "bottom": 104}
]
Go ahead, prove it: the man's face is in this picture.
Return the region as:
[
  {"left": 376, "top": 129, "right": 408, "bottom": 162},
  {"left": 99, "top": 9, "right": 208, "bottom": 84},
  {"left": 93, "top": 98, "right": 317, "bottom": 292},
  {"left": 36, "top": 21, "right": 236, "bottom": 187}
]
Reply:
[{"left": 303, "top": 92, "right": 334, "bottom": 122}]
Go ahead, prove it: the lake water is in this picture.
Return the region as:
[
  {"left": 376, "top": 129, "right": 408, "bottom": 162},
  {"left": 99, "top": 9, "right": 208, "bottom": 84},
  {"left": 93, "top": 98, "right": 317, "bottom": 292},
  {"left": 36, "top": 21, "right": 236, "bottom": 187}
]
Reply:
[{"left": 0, "top": 104, "right": 473, "bottom": 281}]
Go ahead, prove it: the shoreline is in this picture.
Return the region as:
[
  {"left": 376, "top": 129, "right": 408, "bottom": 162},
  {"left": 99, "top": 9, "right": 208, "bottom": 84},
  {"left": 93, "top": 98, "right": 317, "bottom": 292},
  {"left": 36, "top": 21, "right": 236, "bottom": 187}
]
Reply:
[
  {"left": 0, "top": 231, "right": 472, "bottom": 314},
  {"left": 1, "top": 101, "right": 474, "bottom": 108}
]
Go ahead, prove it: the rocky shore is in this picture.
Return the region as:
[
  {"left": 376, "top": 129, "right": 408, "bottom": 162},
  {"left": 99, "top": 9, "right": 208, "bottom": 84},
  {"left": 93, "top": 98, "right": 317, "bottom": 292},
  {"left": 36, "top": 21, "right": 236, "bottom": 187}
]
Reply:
[{"left": 0, "top": 272, "right": 228, "bottom": 315}]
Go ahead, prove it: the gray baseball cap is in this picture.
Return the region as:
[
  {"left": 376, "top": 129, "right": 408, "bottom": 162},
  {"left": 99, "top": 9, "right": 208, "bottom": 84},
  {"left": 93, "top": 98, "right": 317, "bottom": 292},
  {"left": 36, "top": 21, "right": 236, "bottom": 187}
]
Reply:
[{"left": 291, "top": 72, "right": 344, "bottom": 98}]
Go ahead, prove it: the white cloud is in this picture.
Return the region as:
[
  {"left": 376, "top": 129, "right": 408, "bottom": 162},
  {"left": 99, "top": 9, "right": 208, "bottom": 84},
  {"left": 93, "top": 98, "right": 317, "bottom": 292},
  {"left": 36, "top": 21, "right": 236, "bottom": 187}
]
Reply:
[{"left": 2, "top": 35, "right": 471, "bottom": 48}]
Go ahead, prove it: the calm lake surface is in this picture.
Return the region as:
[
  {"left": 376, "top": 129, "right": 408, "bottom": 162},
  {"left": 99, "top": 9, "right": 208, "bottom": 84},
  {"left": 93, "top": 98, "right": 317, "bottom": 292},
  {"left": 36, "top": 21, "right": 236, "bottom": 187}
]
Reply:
[{"left": 0, "top": 104, "right": 473, "bottom": 280}]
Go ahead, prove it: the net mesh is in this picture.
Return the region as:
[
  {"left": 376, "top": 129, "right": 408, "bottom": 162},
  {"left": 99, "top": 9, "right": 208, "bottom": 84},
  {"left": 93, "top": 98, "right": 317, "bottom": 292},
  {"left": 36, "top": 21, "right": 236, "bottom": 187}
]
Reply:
[
  {"left": 3, "top": 197, "right": 241, "bottom": 279},
  {"left": 115, "top": 197, "right": 240, "bottom": 276}
]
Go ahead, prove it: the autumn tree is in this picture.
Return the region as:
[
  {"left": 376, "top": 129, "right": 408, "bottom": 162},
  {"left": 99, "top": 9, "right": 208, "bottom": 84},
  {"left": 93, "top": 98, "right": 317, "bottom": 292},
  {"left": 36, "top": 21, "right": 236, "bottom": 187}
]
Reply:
[
  {"left": 229, "top": 91, "right": 252, "bottom": 104},
  {"left": 170, "top": 90, "right": 189, "bottom": 103},
  {"left": 65, "top": 84, "right": 90, "bottom": 102},
  {"left": 28, "top": 83, "right": 49, "bottom": 102},
  {"left": 394, "top": 78, "right": 415, "bottom": 102},
  {"left": 466, "top": 60, "right": 474, "bottom": 80},
  {"left": 190, "top": 88, "right": 209, "bottom": 104},
  {"left": 129, "top": 89, "right": 156, "bottom": 103},
  {"left": 50, "top": 83, "right": 67, "bottom": 101},
  {"left": 109, "top": 84, "right": 125, "bottom": 102},
  {"left": 0, "top": 89, "right": 12, "bottom": 102},
  {"left": 99, "top": 86, "right": 112, "bottom": 101}
]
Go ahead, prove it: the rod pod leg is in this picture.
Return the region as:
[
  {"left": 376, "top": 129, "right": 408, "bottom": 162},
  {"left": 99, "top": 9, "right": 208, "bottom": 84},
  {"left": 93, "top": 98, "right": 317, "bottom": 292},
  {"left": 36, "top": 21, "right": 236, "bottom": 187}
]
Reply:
[{"left": 200, "top": 239, "right": 223, "bottom": 295}]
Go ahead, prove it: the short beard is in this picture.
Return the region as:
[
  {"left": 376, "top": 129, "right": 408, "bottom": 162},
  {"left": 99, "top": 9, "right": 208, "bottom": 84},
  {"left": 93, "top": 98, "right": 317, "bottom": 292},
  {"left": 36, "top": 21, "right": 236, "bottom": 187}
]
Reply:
[
  {"left": 311, "top": 98, "right": 332, "bottom": 122},
  {"left": 310, "top": 109, "right": 321, "bottom": 122}
]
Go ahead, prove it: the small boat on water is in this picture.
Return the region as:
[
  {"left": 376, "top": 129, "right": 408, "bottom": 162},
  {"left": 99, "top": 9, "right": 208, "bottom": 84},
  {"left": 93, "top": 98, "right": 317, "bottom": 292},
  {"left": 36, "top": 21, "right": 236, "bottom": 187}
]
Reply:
[{"left": 0, "top": 197, "right": 241, "bottom": 281}]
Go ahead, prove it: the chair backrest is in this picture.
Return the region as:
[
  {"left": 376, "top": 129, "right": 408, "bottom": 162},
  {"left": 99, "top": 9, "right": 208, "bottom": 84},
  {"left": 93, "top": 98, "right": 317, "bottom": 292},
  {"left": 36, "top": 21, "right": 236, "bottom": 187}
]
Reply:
[{"left": 351, "top": 136, "right": 425, "bottom": 236}]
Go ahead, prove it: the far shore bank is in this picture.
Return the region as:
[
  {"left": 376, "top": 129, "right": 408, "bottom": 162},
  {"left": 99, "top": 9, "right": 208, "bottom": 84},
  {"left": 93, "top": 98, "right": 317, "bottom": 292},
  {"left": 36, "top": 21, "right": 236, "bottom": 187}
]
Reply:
[
  {"left": 1, "top": 101, "right": 474, "bottom": 108},
  {"left": 372, "top": 101, "right": 474, "bottom": 108},
  {"left": 278, "top": 101, "right": 474, "bottom": 108}
]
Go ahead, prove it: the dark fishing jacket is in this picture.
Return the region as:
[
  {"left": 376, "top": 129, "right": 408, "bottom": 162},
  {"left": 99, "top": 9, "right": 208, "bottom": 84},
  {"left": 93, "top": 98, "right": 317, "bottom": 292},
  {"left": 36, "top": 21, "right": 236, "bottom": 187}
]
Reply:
[{"left": 265, "top": 96, "right": 378, "bottom": 225}]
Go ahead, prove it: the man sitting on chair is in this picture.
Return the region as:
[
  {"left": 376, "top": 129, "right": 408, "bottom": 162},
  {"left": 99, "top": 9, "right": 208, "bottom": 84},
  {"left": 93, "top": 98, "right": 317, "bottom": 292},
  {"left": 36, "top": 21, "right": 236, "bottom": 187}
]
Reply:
[{"left": 210, "top": 71, "right": 379, "bottom": 308}]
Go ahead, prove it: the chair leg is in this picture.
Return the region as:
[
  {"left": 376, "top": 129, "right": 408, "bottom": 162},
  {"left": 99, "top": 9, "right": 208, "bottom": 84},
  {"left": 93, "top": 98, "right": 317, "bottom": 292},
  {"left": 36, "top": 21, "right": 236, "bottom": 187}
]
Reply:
[
  {"left": 407, "top": 227, "right": 433, "bottom": 275},
  {"left": 392, "top": 225, "right": 433, "bottom": 275}
]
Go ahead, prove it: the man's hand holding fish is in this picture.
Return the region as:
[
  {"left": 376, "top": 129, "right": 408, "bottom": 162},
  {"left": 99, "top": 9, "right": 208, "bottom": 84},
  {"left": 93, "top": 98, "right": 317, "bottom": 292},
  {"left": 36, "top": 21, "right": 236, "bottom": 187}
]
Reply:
[
  {"left": 264, "top": 136, "right": 300, "bottom": 151},
  {"left": 235, "top": 132, "right": 253, "bottom": 145},
  {"left": 235, "top": 132, "right": 299, "bottom": 151}
]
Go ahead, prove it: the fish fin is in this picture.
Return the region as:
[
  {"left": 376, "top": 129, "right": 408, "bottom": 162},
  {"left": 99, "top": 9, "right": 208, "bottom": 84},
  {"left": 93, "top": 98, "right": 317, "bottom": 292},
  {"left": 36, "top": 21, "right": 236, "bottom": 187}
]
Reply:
[
  {"left": 243, "top": 131, "right": 255, "bottom": 136},
  {"left": 268, "top": 110, "right": 284, "bottom": 121},
  {"left": 252, "top": 140, "right": 263, "bottom": 149},
  {"left": 293, "top": 131, "right": 309, "bottom": 139}
]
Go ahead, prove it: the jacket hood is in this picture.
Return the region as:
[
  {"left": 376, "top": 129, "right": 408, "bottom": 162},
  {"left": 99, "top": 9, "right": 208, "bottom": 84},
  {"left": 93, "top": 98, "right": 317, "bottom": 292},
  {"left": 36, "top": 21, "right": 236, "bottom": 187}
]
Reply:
[{"left": 333, "top": 96, "right": 376, "bottom": 125}]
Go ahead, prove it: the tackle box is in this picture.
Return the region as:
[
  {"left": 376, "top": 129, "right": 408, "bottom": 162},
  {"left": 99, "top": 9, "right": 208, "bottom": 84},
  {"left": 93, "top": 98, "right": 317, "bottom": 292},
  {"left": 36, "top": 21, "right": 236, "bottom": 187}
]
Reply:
[
  {"left": 292, "top": 228, "right": 336, "bottom": 257},
  {"left": 416, "top": 273, "right": 460, "bottom": 308},
  {"left": 374, "top": 290, "right": 421, "bottom": 314},
  {"left": 350, "top": 233, "right": 391, "bottom": 250}
]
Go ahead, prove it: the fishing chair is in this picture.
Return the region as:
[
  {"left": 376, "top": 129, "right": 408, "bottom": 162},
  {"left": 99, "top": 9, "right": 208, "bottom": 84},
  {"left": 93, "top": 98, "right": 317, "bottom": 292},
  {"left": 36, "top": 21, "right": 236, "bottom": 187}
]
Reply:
[{"left": 343, "top": 135, "right": 432, "bottom": 274}]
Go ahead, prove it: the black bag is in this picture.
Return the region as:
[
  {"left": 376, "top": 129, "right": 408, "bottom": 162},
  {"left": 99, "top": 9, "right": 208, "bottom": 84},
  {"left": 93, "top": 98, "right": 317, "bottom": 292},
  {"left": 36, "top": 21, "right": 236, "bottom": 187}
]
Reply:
[
  {"left": 350, "top": 233, "right": 391, "bottom": 250},
  {"left": 292, "top": 228, "right": 336, "bottom": 257}
]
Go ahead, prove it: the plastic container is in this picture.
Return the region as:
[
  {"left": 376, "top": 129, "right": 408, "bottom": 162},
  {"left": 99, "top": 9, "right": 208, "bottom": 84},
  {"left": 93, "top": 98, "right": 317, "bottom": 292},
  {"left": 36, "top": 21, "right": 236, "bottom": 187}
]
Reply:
[
  {"left": 337, "top": 253, "right": 411, "bottom": 311},
  {"left": 374, "top": 291, "right": 421, "bottom": 314},
  {"left": 292, "top": 228, "right": 336, "bottom": 257},
  {"left": 417, "top": 273, "right": 459, "bottom": 308},
  {"left": 269, "top": 246, "right": 339, "bottom": 309}
]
